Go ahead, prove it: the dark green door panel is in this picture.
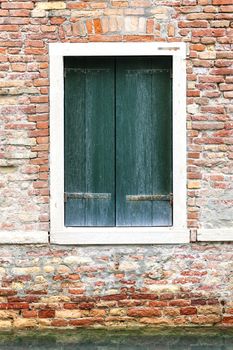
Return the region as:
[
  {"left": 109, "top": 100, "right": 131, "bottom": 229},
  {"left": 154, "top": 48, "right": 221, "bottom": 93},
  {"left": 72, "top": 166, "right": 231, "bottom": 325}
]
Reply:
[
  {"left": 64, "top": 56, "right": 172, "bottom": 227},
  {"left": 64, "top": 57, "right": 115, "bottom": 226},
  {"left": 116, "top": 57, "right": 172, "bottom": 226},
  {"left": 116, "top": 57, "right": 153, "bottom": 226},
  {"left": 151, "top": 63, "right": 172, "bottom": 226}
]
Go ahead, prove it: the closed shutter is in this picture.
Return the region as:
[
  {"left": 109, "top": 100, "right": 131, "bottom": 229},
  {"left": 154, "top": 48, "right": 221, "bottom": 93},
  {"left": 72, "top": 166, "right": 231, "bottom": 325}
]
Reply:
[
  {"left": 64, "top": 57, "right": 115, "bottom": 226},
  {"left": 64, "top": 56, "right": 172, "bottom": 227}
]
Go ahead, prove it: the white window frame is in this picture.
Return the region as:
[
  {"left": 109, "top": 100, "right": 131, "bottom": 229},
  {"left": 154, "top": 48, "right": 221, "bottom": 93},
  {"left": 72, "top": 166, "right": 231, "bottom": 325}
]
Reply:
[{"left": 49, "top": 42, "right": 189, "bottom": 244}]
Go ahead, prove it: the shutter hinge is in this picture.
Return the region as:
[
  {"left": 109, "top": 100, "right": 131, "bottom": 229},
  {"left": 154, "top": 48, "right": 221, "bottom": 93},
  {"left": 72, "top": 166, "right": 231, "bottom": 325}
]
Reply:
[
  {"left": 126, "top": 193, "right": 173, "bottom": 206},
  {"left": 64, "top": 192, "right": 111, "bottom": 202}
]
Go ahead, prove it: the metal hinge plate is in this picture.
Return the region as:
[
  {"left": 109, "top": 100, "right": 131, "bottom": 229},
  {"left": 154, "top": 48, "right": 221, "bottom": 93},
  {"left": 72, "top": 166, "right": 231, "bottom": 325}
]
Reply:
[
  {"left": 126, "top": 193, "right": 173, "bottom": 205},
  {"left": 64, "top": 192, "right": 111, "bottom": 202}
]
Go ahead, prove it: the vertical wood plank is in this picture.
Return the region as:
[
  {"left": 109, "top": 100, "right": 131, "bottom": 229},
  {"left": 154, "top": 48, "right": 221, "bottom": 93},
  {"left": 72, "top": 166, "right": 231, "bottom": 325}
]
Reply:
[
  {"left": 151, "top": 58, "right": 173, "bottom": 226},
  {"left": 116, "top": 57, "right": 152, "bottom": 226},
  {"left": 116, "top": 57, "right": 172, "bottom": 226},
  {"left": 64, "top": 57, "right": 115, "bottom": 226},
  {"left": 85, "top": 58, "right": 115, "bottom": 226},
  {"left": 64, "top": 57, "right": 86, "bottom": 226}
]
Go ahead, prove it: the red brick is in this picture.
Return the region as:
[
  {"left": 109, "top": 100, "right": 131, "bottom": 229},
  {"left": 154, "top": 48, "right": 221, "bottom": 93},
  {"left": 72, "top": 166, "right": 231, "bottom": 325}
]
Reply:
[
  {"left": 22, "top": 310, "right": 38, "bottom": 318},
  {"left": 51, "top": 320, "right": 69, "bottom": 327},
  {"left": 38, "top": 310, "right": 55, "bottom": 318},
  {"left": 132, "top": 293, "right": 158, "bottom": 300},
  {"left": 123, "top": 35, "right": 154, "bottom": 41},
  {"left": 192, "top": 29, "right": 225, "bottom": 36},
  {"left": 64, "top": 303, "right": 79, "bottom": 309},
  {"left": 213, "top": 0, "right": 232, "bottom": 3},
  {"left": 11, "top": 63, "right": 26, "bottom": 72},
  {"left": 187, "top": 90, "right": 200, "bottom": 97},
  {"left": 0, "top": 25, "right": 19, "bottom": 31},
  {"left": 93, "top": 19, "right": 102, "bottom": 34},
  {"left": 0, "top": 10, "right": 9, "bottom": 16},
  {"left": 0, "top": 289, "right": 17, "bottom": 296},
  {"left": 180, "top": 307, "right": 197, "bottom": 315},
  {"left": 199, "top": 76, "right": 225, "bottom": 83},
  {"left": 191, "top": 299, "right": 207, "bottom": 305},
  {"left": 25, "top": 48, "right": 47, "bottom": 55},
  {"left": 79, "top": 302, "right": 95, "bottom": 310},
  {"left": 10, "top": 10, "right": 30, "bottom": 17},
  {"left": 220, "top": 5, "right": 233, "bottom": 11},
  {"left": 67, "top": 2, "right": 89, "bottom": 9},
  {"left": 127, "top": 307, "right": 162, "bottom": 317},
  {"left": 210, "top": 68, "right": 233, "bottom": 75},
  {"left": 68, "top": 274, "right": 81, "bottom": 280},
  {"left": 160, "top": 293, "right": 174, "bottom": 300},
  {"left": 29, "top": 129, "right": 49, "bottom": 137},
  {"left": 148, "top": 301, "right": 168, "bottom": 307},
  {"left": 2, "top": 2, "right": 33, "bottom": 9},
  {"left": 0, "top": 303, "right": 29, "bottom": 309},
  {"left": 169, "top": 300, "right": 190, "bottom": 307},
  {"left": 50, "top": 17, "right": 66, "bottom": 25},
  {"left": 222, "top": 316, "right": 233, "bottom": 324},
  {"left": 179, "top": 20, "right": 208, "bottom": 28},
  {"left": 146, "top": 19, "right": 154, "bottom": 34},
  {"left": 26, "top": 289, "right": 48, "bottom": 295},
  {"left": 69, "top": 318, "right": 102, "bottom": 326},
  {"left": 101, "top": 294, "right": 127, "bottom": 301},
  {"left": 26, "top": 40, "right": 44, "bottom": 48},
  {"left": 190, "top": 44, "right": 205, "bottom": 51},
  {"left": 36, "top": 137, "right": 49, "bottom": 144},
  {"left": 33, "top": 79, "right": 49, "bottom": 87}
]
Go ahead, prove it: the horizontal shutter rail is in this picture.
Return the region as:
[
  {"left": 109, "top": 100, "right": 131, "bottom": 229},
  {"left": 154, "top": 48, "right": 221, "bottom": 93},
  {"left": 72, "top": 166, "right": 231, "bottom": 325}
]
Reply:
[
  {"left": 65, "top": 68, "right": 111, "bottom": 74},
  {"left": 126, "top": 194, "right": 173, "bottom": 202},
  {"left": 64, "top": 192, "right": 111, "bottom": 202},
  {"left": 126, "top": 68, "right": 170, "bottom": 75}
]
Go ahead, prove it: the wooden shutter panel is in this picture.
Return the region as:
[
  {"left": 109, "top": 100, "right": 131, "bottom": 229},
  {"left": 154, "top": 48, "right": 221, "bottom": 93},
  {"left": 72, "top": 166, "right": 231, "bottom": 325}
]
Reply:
[
  {"left": 64, "top": 56, "right": 172, "bottom": 228},
  {"left": 116, "top": 57, "right": 172, "bottom": 226},
  {"left": 64, "top": 57, "right": 115, "bottom": 226}
]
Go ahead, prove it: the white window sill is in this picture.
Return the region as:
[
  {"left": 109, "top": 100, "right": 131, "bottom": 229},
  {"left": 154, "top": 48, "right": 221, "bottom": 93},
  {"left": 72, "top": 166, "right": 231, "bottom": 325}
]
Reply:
[
  {"left": 50, "top": 227, "right": 190, "bottom": 244},
  {"left": 0, "top": 231, "right": 48, "bottom": 244},
  {"left": 1, "top": 228, "right": 233, "bottom": 244},
  {"left": 197, "top": 229, "right": 233, "bottom": 242}
]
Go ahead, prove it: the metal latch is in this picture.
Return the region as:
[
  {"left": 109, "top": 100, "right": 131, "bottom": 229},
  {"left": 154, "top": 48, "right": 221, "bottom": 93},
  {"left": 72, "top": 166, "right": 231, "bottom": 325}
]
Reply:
[
  {"left": 126, "top": 193, "right": 173, "bottom": 206},
  {"left": 64, "top": 192, "right": 111, "bottom": 202}
]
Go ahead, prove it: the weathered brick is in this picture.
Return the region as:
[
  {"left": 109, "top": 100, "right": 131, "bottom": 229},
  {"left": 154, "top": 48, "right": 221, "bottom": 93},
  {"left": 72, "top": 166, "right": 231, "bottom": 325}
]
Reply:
[
  {"left": 180, "top": 307, "right": 197, "bottom": 315},
  {"left": 22, "top": 310, "right": 38, "bottom": 318},
  {"left": 38, "top": 310, "right": 55, "bottom": 318},
  {"left": 127, "top": 307, "right": 162, "bottom": 317},
  {"left": 0, "top": 0, "right": 232, "bottom": 332},
  {"left": 14, "top": 318, "right": 37, "bottom": 328},
  {"left": 35, "top": 2, "right": 66, "bottom": 11}
]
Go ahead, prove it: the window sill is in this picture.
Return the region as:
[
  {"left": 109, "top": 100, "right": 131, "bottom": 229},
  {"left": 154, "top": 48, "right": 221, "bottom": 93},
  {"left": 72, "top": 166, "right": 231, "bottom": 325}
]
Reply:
[
  {"left": 197, "top": 229, "right": 233, "bottom": 242},
  {"left": 50, "top": 227, "right": 190, "bottom": 245},
  {"left": 2, "top": 229, "right": 233, "bottom": 244},
  {"left": 0, "top": 231, "right": 48, "bottom": 244}
]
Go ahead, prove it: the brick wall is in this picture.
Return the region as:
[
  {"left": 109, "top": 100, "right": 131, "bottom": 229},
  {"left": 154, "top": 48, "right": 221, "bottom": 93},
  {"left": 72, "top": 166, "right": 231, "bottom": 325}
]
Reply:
[
  {"left": 0, "top": 0, "right": 233, "bottom": 328},
  {"left": 0, "top": 0, "right": 232, "bottom": 231},
  {"left": 0, "top": 244, "right": 231, "bottom": 328}
]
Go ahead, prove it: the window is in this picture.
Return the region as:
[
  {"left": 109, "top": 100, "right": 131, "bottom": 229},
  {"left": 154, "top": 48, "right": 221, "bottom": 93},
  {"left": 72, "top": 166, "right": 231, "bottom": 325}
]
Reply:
[
  {"left": 64, "top": 56, "right": 172, "bottom": 227},
  {"left": 50, "top": 42, "right": 188, "bottom": 244}
]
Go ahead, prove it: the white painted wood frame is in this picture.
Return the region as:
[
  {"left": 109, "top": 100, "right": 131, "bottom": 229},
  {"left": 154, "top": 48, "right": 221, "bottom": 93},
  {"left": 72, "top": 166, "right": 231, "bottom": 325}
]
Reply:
[{"left": 49, "top": 42, "right": 189, "bottom": 244}]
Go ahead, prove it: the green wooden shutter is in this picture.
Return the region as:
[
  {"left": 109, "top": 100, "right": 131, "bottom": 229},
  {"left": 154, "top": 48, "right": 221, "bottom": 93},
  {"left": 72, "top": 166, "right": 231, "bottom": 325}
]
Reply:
[
  {"left": 64, "top": 56, "right": 172, "bottom": 227},
  {"left": 116, "top": 57, "right": 172, "bottom": 226},
  {"left": 64, "top": 57, "right": 115, "bottom": 226}
]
